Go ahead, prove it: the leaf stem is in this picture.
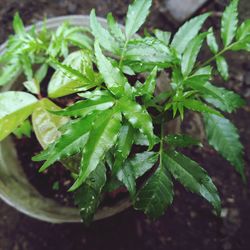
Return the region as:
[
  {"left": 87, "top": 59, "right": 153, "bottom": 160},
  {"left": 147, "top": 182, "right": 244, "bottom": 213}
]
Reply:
[
  {"left": 119, "top": 40, "right": 128, "bottom": 68},
  {"left": 197, "top": 42, "right": 236, "bottom": 69}
]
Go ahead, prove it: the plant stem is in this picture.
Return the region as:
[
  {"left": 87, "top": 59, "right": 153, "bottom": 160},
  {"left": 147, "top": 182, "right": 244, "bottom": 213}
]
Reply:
[
  {"left": 118, "top": 40, "right": 128, "bottom": 68},
  {"left": 196, "top": 42, "right": 236, "bottom": 70}
]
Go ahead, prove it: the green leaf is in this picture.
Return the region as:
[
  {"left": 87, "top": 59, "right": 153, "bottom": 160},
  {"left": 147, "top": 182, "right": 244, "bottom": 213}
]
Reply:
[
  {"left": 171, "top": 13, "right": 210, "bottom": 54},
  {"left": 188, "top": 80, "right": 245, "bottom": 112},
  {"left": 136, "top": 66, "right": 157, "bottom": 101},
  {"left": 13, "top": 13, "right": 25, "bottom": 35},
  {"left": 35, "top": 63, "right": 48, "bottom": 84},
  {"left": 23, "top": 80, "right": 40, "bottom": 95},
  {"left": 221, "top": 0, "right": 239, "bottom": 47},
  {"left": 124, "top": 37, "right": 172, "bottom": 72},
  {"left": 107, "top": 13, "right": 125, "bottom": 42},
  {"left": 32, "top": 98, "right": 68, "bottom": 149},
  {"left": 232, "top": 20, "right": 250, "bottom": 51},
  {"left": 0, "top": 91, "right": 38, "bottom": 141},
  {"left": 48, "top": 50, "right": 100, "bottom": 98},
  {"left": 236, "top": 20, "right": 250, "bottom": 40},
  {"left": 0, "top": 62, "right": 21, "bottom": 86},
  {"left": 70, "top": 109, "right": 122, "bottom": 191},
  {"left": 117, "top": 152, "right": 158, "bottom": 198},
  {"left": 154, "top": 29, "right": 171, "bottom": 45},
  {"left": 13, "top": 120, "right": 32, "bottom": 139},
  {"left": 165, "top": 134, "right": 201, "bottom": 148},
  {"left": 181, "top": 33, "right": 207, "bottom": 76},
  {"left": 74, "top": 163, "right": 106, "bottom": 225},
  {"left": 125, "top": 0, "right": 152, "bottom": 39},
  {"left": 216, "top": 56, "right": 229, "bottom": 80},
  {"left": 90, "top": 9, "right": 120, "bottom": 53},
  {"left": 33, "top": 113, "right": 98, "bottom": 173},
  {"left": 20, "top": 53, "right": 33, "bottom": 81},
  {"left": 94, "top": 41, "right": 128, "bottom": 97},
  {"left": 183, "top": 99, "right": 222, "bottom": 117},
  {"left": 50, "top": 93, "right": 115, "bottom": 117},
  {"left": 113, "top": 123, "right": 135, "bottom": 174},
  {"left": 203, "top": 114, "right": 245, "bottom": 181},
  {"left": 207, "top": 27, "right": 219, "bottom": 54},
  {"left": 203, "top": 87, "right": 245, "bottom": 113},
  {"left": 164, "top": 150, "right": 221, "bottom": 213},
  {"left": 118, "top": 97, "right": 155, "bottom": 149},
  {"left": 134, "top": 164, "right": 173, "bottom": 219}
]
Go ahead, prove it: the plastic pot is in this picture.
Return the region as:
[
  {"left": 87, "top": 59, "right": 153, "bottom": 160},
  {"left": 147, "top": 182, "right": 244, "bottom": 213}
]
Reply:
[{"left": 0, "top": 15, "right": 131, "bottom": 224}]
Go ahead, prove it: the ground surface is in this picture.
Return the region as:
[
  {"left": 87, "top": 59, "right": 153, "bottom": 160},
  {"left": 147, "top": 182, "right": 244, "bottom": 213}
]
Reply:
[{"left": 1, "top": 0, "right": 250, "bottom": 250}]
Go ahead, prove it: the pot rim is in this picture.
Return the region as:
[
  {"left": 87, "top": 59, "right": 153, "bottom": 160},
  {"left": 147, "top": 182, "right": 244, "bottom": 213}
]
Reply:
[{"left": 0, "top": 14, "right": 131, "bottom": 224}]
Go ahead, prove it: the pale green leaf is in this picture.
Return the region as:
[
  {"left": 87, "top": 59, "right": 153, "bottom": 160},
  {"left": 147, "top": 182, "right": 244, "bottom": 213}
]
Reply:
[
  {"left": 94, "top": 41, "right": 127, "bottom": 97},
  {"left": 171, "top": 13, "right": 210, "bottom": 54},
  {"left": 154, "top": 29, "right": 171, "bottom": 45},
  {"left": 181, "top": 33, "right": 207, "bottom": 76},
  {"left": 90, "top": 9, "right": 120, "bottom": 53},
  {"left": 48, "top": 50, "right": 100, "bottom": 98},
  {"left": 125, "top": 0, "right": 152, "bottom": 39},
  {"left": 221, "top": 0, "right": 239, "bottom": 47},
  {"left": 107, "top": 13, "right": 125, "bottom": 42},
  {"left": 0, "top": 91, "right": 38, "bottom": 141},
  {"left": 216, "top": 56, "right": 229, "bottom": 80},
  {"left": 32, "top": 98, "right": 68, "bottom": 149},
  {"left": 207, "top": 27, "right": 219, "bottom": 54}
]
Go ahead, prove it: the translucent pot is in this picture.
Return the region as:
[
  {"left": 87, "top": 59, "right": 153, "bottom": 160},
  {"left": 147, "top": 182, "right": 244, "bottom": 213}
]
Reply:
[{"left": 0, "top": 15, "right": 131, "bottom": 224}]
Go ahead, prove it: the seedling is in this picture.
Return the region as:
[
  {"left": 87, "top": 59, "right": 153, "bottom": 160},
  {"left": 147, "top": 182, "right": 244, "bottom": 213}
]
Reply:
[{"left": 0, "top": 0, "right": 248, "bottom": 225}]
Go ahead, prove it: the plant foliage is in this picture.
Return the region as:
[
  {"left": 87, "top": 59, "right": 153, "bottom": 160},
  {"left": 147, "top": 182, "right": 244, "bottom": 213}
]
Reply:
[{"left": 0, "top": 0, "right": 248, "bottom": 224}]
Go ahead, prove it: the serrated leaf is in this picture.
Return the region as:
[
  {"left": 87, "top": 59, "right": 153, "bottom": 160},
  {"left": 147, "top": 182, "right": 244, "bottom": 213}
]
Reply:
[
  {"left": 136, "top": 66, "right": 157, "bottom": 101},
  {"left": 171, "top": 13, "right": 210, "bottom": 55},
  {"left": 90, "top": 9, "right": 120, "bottom": 53},
  {"left": 70, "top": 109, "right": 122, "bottom": 191},
  {"left": 216, "top": 56, "right": 229, "bottom": 80},
  {"left": 189, "top": 81, "right": 245, "bottom": 113},
  {"left": 221, "top": 0, "right": 239, "bottom": 47},
  {"left": 13, "top": 13, "right": 25, "bottom": 35},
  {"left": 164, "top": 150, "right": 221, "bottom": 213},
  {"left": 117, "top": 151, "right": 158, "bottom": 198},
  {"left": 124, "top": 37, "right": 172, "bottom": 72},
  {"left": 134, "top": 164, "right": 173, "bottom": 219},
  {"left": 181, "top": 33, "right": 207, "bottom": 76},
  {"left": 113, "top": 123, "right": 135, "bottom": 174},
  {"left": 107, "top": 13, "right": 125, "bottom": 42},
  {"left": 207, "top": 27, "right": 219, "bottom": 54},
  {"left": 32, "top": 98, "right": 68, "bottom": 149},
  {"left": 231, "top": 20, "right": 250, "bottom": 51},
  {"left": 183, "top": 99, "right": 222, "bottom": 116},
  {"left": 154, "top": 29, "right": 171, "bottom": 45},
  {"left": 118, "top": 97, "right": 155, "bottom": 149},
  {"left": 203, "top": 114, "right": 245, "bottom": 181},
  {"left": 165, "top": 134, "right": 201, "bottom": 148},
  {"left": 94, "top": 41, "right": 128, "bottom": 97},
  {"left": 74, "top": 163, "right": 106, "bottom": 225},
  {"left": 33, "top": 113, "right": 99, "bottom": 173},
  {"left": 125, "top": 0, "right": 152, "bottom": 39},
  {"left": 0, "top": 63, "right": 21, "bottom": 86},
  {"left": 48, "top": 50, "right": 100, "bottom": 98},
  {"left": 0, "top": 91, "right": 38, "bottom": 141},
  {"left": 50, "top": 94, "right": 115, "bottom": 117}
]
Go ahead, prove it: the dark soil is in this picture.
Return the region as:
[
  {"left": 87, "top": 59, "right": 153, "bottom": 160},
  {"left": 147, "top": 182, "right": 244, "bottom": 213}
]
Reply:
[{"left": 1, "top": 1, "right": 250, "bottom": 250}]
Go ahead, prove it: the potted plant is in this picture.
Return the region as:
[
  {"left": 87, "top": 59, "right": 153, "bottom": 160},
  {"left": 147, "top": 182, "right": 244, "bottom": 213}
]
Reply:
[{"left": 0, "top": 0, "right": 248, "bottom": 225}]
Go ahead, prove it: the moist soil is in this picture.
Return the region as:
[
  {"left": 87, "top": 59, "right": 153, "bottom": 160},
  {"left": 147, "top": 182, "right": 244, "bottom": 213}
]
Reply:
[{"left": 1, "top": 0, "right": 250, "bottom": 250}]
